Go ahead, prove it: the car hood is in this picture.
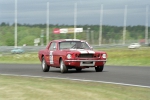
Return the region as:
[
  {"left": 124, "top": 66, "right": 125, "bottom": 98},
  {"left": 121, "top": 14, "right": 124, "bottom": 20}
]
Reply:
[{"left": 62, "top": 49, "right": 95, "bottom": 54}]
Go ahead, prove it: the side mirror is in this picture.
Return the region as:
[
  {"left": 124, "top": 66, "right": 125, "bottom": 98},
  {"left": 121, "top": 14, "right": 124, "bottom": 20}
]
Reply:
[{"left": 91, "top": 47, "right": 93, "bottom": 50}]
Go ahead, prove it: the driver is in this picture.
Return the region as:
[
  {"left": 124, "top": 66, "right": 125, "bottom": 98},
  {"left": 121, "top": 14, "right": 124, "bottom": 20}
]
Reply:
[{"left": 75, "top": 42, "right": 83, "bottom": 49}]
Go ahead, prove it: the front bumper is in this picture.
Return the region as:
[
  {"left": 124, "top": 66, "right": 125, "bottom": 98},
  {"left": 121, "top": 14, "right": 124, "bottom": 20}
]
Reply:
[{"left": 64, "top": 59, "right": 107, "bottom": 67}]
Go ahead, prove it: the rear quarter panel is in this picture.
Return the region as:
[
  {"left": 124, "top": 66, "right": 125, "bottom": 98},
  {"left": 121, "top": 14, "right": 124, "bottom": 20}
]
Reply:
[{"left": 38, "top": 49, "right": 49, "bottom": 62}]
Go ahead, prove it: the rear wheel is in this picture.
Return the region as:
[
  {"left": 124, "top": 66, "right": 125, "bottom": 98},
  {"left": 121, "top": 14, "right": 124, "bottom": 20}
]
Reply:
[
  {"left": 60, "top": 59, "right": 68, "bottom": 73},
  {"left": 95, "top": 66, "right": 104, "bottom": 72},
  {"left": 41, "top": 57, "right": 50, "bottom": 72}
]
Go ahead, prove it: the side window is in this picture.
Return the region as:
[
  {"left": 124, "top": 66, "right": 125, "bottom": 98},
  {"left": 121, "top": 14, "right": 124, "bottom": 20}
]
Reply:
[{"left": 49, "top": 42, "right": 57, "bottom": 50}]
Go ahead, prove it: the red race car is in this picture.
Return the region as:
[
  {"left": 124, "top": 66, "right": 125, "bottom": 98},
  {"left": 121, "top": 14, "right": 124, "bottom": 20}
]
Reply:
[{"left": 38, "top": 39, "right": 107, "bottom": 73}]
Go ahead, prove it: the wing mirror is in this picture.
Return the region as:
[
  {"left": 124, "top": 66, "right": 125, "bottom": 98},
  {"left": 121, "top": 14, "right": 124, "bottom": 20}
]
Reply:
[{"left": 90, "top": 46, "right": 93, "bottom": 50}]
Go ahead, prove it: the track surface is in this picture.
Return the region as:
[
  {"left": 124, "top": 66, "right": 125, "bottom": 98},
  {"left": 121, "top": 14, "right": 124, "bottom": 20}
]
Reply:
[{"left": 0, "top": 64, "right": 150, "bottom": 87}]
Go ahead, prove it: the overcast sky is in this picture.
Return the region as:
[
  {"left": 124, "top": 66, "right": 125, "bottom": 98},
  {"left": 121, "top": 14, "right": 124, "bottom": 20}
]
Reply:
[{"left": 0, "top": 0, "right": 150, "bottom": 26}]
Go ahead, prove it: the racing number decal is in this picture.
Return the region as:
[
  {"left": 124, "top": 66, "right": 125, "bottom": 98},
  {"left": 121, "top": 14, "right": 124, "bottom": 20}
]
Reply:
[{"left": 50, "top": 51, "right": 54, "bottom": 64}]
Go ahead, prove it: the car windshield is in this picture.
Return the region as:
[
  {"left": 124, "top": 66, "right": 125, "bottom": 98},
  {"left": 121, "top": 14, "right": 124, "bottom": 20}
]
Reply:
[
  {"left": 59, "top": 41, "right": 91, "bottom": 50},
  {"left": 131, "top": 43, "right": 139, "bottom": 45}
]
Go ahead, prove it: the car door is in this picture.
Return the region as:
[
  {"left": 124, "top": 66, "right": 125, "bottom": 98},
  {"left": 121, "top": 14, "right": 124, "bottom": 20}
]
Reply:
[{"left": 49, "top": 42, "right": 57, "bottom": 66}]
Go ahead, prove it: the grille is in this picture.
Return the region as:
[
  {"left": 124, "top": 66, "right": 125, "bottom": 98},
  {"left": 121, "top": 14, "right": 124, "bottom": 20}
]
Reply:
[{"left": 78, "top": 54, "right": 94, "bottom": 58}]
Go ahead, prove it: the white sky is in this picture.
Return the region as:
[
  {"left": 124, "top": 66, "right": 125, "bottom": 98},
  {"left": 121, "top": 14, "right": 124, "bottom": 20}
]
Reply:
[{"left": 0, "top": 0, "right": 150, "bottom": 26}]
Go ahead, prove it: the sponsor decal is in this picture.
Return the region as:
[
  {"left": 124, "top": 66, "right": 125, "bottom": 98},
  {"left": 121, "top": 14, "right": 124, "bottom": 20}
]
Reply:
[
  {"left": 50, "top": 51, "right": 54, "bottom": 64},
  {"left": 68, "top": 28, "right": 74, "bottom": 33},
  {"left": 53, "top": 28, "right": 60, "bottom": 34},
  {"left": 75, "top": 28, "right": 83, "bottom": 32},
  {"left": 53, "top": 28, "right": 83, "bottom": 34},
  {"left": 60, "top": 28, "right": 68, "bottom": 33}
]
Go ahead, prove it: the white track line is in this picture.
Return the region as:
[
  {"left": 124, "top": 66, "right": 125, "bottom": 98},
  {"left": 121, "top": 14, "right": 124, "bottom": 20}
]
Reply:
[{"left": 0, "top": 73, "right": 150, "bottom": 88}]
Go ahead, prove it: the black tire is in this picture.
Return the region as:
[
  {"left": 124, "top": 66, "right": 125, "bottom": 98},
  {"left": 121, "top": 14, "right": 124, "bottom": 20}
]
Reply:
[
  {"left": 60, "top": 59, "right": 68, "bottom": 73},
  {"left": 41, "top": 57, "right": 50, "bottom": 72},
  {"left": 76, "top": 68, "right": 82, "bottom": 72},
  {"left": 95, "top": 66, "right": 104, "bottom": 72}
]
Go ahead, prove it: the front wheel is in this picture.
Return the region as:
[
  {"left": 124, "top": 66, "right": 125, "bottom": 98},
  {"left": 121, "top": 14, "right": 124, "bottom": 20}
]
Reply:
[
  {"left": 95, "top": 66, "right": 104, "bottom": 72},
  {"left": 60, "top": 59, "right": 68, "bottom": 73},
  {"left": 41, "top": 57, "right": 50, "bottom": 72}
]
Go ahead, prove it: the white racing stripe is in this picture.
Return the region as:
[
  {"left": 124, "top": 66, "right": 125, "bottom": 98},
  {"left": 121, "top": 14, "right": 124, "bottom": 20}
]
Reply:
[
  {"left": 0, "top": 73, "right": 150, "bottom": 89},
  {"left": 70, "top": 49, "right": 95, "bottom": 54},
  {"left": 70, "top": 49, "right": 88, "bottom": 54},
  {"left": 77, "top": 49, "right": 88, "bottom": 54},
  {"left": 78, "top": 50, "right": 95, "bottom": 54},
  {"left": 87, "top": 50, "right": 95, "bottom": 54}
]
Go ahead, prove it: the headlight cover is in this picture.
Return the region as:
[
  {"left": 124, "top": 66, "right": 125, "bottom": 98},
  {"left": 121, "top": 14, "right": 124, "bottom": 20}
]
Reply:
[
  {"left": 102, "top": 54, "right": 106, "bottom": 58},
  {"left": 67, "top": 54, "right": 72, "bottom": 59}
]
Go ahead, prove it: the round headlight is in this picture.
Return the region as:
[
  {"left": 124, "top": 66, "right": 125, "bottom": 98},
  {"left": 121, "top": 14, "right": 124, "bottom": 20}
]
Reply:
[
  {"left": 102, "top": 54, "right": 106, "bottom": 58},
  {"left": 67, "top": 54, "right": 72, "bottom": 59}
]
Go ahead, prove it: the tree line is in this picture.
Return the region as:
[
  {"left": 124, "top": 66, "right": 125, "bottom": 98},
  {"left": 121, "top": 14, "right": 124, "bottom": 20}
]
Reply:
[{"left": 0, "top": 22, "right": 149, "bottom": 46}]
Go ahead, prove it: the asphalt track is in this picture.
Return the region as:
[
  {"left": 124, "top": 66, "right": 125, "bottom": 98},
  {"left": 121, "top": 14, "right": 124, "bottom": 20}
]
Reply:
[{"left": 0, "top": 64, "right": 150, "bottom": 88}]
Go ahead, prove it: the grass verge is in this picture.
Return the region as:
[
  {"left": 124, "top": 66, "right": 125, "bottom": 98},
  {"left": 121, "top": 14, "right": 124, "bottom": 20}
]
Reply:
[
  {"left": 99, "top": 47, "right": 150, "bottom": 66},
  {"left": 0, "top": 47, "right": 150, "bottom": 66},
  {"left": 0, "top": 75, "right": 150, "bottom": 100},
  {"left": 0, "top": 53, "right": 39, "bottom": 64}
]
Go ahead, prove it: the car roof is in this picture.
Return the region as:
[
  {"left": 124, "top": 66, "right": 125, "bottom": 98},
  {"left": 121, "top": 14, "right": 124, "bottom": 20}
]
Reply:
[{"left": 52, "top": 39, "right": 86, "bottom": 42}]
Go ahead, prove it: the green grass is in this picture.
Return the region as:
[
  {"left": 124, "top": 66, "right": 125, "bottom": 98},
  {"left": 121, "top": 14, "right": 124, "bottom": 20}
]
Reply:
[
  {"left": 0, "top": 75, "right": 150, "bottom": 100},
  {"left": 0, "top": 53, "right": 39, "bottom": 64},
  {"left": 0, "top": 47, "right": 150, "bottom": 66},
  {"left": 0, "top": 48, "right": 150, "bottom": 100},
  {"left": 98, "top": 47, "right": 150, "bottom": 66}
]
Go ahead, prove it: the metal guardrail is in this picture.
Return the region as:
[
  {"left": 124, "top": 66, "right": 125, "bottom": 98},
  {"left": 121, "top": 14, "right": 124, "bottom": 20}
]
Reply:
[
  {"left": 0, "top": 44, "right": 127, "bottom": 53},
  {"left": 93, "top": 44, "right": 129, "bottom": 49},
  {"left": 0, "top": 44, "right": 149, "bottom": 54},
  {"left": 0, "top": 46, "right": 45, "bottom": 54}
]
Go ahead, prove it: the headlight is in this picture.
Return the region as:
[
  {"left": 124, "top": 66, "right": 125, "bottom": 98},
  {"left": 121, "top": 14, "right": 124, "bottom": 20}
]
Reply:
[
  {"left": 67, "top": 54, "right": 72, "bottom": 59},
  {"left": 102, "top": 54, "right": 106, "bottom": 58}
]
